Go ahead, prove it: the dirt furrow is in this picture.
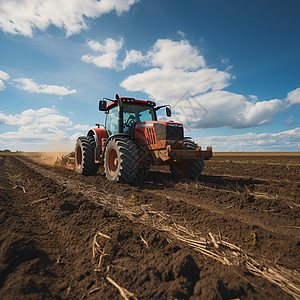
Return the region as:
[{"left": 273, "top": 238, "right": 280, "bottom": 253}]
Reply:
[
  {"left": 21, "top": 155, "right": 299, "bottom": 273},
  {"left": 1, "top": 154, "right": 299, "bottom": 299},
  {"left": 204, "top": 158, "right": 300, "bottom": 182}
]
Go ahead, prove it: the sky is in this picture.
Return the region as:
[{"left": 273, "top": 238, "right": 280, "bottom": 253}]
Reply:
[{"left": 0, "top": 0, "right": 300, "bottom": 152}]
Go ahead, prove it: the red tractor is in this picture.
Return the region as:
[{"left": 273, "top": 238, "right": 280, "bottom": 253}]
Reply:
[{"left": 74, "top": 94, "right": 212, "bottom": 183}]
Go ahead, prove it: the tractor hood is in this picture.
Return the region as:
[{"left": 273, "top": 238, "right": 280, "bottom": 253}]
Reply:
[
  {"left": 135, "top": 121, "right": 183, "bottom": 128},
  {"left": 135, "top": 121, "right": 184, "bottom": 149}
]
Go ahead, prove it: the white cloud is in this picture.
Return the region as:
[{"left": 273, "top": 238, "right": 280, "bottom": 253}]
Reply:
[
  {"left": 82, "top": 38, "right": 206, "bottom": 71},
  {"left": 0, "top": 107, "right": 72, "bottom": 127},
  {"left": 82, "top": 38, "right": 124, "bottom": 70},
  {"left": 122, "top": 49, "right": 144, "bottom": 69},
  {"left": 0, "top": 107, "right": 76, "bottom": 151},
  {"left": 0, "top": 80, "right": 5, "bottom": 91},
  {"left": 13, "top": 78, "right": 77, "bottom": 96},
  {"left": 122, "top": 67, "right": 231, "bottom": 101},
  {"left": 285, "top": 87, "right": 300, "bottom": 105},
  {"left": 82, "top": 53, "right": 119, "bottom": 69},
  {"left": 170, "top": 91, "right": 285, "bottom": 129},
  {"left": 120, "top": 38, "right": 227, "bottom": 100},
  {"left": 0, "top": 70, "right": 9, "bottom": 81},
  {"left": 177, "top": 30, "right": 185, "bottom": 38},
  {"left": 0, "top": 0, "right": 139, "bottom": 37},
  {"left": 0, "top": 128, "right": 75, "bottom": 152},
  {"left": 195, "top": 127, "right": 300, "bottom": 151},
  {"left": 80, "top": 36, "right": 299, "bottom": 130},
  {"left": 87, "top": 38, "right": 123, "bottom": 53},
  {"left": 248, "top": 95, "right": 258, "bottom": 103},
  {"left": 0, "top": 70, "right": 9, "bottom": 91},
  {"left": 67, "top": 124, "right": 91, "bottom": 131},
  {"left": 147, "top": 39, "right": 205, "bottom": 70},
  {"left": 120, "top": 37, "right": 299, "bottom": 129},
  {"left": 73, "top": 124, "right": 91, "bottom": 130}
]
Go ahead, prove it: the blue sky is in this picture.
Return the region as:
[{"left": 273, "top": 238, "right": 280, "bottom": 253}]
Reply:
[{"left": 0, "top": 0, "right": 299, "bottom": 152}]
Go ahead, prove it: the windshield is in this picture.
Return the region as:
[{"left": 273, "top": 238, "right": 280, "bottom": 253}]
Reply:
[
  {"left": 105, "top": 103, "right": 156, "bottom": 136},
  {"left": 123, "top": 104, "right": 156, "bottom": 133}
]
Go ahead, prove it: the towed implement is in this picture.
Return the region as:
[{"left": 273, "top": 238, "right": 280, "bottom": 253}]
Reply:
[
  {"left": 55, "top": 152, "right": 75, "bottom": 169},
  {"left": 72, "top": 94, "right": 212, "bottom": 183}
]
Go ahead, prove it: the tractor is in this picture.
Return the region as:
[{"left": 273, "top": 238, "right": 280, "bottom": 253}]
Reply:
[{"left": 74, "top": 94, "right": 212, "bottom": 183}]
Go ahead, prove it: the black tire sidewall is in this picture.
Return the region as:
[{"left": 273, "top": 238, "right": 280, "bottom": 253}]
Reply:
[
  {"left": 104, "top": 137, "right": 141, "bottom": 183},
  {"left": 74, "top": 136, "right": 98, "bottom": 175},
  {"left": 170, "top": 138, "right": 205, "bottom": 179}
]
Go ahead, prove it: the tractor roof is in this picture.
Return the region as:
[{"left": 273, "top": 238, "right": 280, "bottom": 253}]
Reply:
[{"left": 107, "top": 97, "right": 156, "bottom": 109}]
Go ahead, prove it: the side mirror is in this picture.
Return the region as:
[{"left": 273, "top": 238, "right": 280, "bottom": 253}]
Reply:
[
  {"left": 166, "top": 106, "right": 171, "bottom": 117},
  {"left": 99, "top": 100, "right": 107, "bottom": 111}
]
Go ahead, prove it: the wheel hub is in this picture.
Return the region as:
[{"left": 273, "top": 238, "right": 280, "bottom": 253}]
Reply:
[
  {"left": 114, "top": 158, "right": 118, "bottom": 167},
  {"left": 107, "top": 148, "right": 118, "bottom": 176}
]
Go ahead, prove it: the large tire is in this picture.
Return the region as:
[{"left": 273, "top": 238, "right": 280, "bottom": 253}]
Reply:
[
  {"left": 104, "top": 137, "right": 141, "bottom": 183},
  {"left": 135, "top": 149, "right": 152, "bottom": 183},
  {"left": 135, "top": 163, "right": 151, "bottom": 183},
  {"left": 170, "top": 138, "right": 205, "bottom": 179},
  {"left": 75, "top": 136, "right": 98, "bottom": 175}
]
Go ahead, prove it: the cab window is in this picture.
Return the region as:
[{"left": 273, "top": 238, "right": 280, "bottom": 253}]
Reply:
[
  {"left": 123, "top": 104, "right": 155, "bottom": 133},
  {"left": 105, "top": 106, "right": 118, "bottom": 136}
]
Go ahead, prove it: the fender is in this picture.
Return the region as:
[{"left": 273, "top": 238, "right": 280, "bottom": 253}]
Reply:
[
  {"left": 87, "top": 128, "right": 108, "bottom": 146},
  {"left": 87, "top": 128, "right": 109, "bottom": 163}
]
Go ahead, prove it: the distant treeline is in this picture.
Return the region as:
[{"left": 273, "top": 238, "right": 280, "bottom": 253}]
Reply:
[{"left": 0, "top": 150, "right": 23, "bottom": 152}]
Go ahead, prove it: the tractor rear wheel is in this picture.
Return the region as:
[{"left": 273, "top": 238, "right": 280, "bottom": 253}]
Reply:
[
  {"left": 104, "top": 137, "right": 141, "bottom": 183},
  {"left": 75, "top": 136, "right": 98, "bottom": 175},
  {"left": 170, "top": 138, "right": 205, "bottom": 179}
]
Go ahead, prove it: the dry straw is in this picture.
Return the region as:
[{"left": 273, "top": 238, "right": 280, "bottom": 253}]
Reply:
[
  {"left": 100, "top": 200, "right": 300, "bottom": 300},
  {"left": 91, "top": 199, "right": 300, "bottom": 300},
  {"left": 92, "top": 231, "right": 138, "bottom": 300}
]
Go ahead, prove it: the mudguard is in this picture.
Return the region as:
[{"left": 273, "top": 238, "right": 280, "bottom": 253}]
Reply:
[
  {"left": 87, "top": 128, "right": 108, "bottom": 146},
  {"left": 87, "top": 128, "right": 108, "bottom": 163}
]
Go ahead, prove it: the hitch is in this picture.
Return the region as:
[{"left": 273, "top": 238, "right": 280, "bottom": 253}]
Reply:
[
  {"left": 167, "top": 145, "right": 213, "bottom": 161},
  {"left": 155, "top": 145, "right": 212, "bottom": 162}
]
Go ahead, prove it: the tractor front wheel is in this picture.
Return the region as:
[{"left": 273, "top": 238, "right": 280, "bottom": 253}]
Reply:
[
  {"left": 104, "top": 137, "right": 141, "bottom": 183},
  {"left": 75, "top": 136, "right": 98, "bottom": 175},
  {"left": 170, "top": 139, "right": 205, "bottom": 179}
]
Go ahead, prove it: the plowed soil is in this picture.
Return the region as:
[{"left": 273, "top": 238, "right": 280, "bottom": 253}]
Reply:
[{"left": 0, "top": 153, "right": 299, "bottom": 299}]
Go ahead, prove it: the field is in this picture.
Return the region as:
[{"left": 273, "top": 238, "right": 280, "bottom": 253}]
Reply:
[{"left": 0, "top": 153, "right": 299, "bottom": 299}]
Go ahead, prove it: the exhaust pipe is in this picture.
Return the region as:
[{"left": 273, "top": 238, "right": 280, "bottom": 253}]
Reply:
[{"left": 115, "top": 94, "right": 123, "bottom": 134}]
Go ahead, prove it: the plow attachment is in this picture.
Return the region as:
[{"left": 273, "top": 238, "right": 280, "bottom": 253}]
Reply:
[{"left": 55, "top": 152, "right": 75, "bottom": 169}]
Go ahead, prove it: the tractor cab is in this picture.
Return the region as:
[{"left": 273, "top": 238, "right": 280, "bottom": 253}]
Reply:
[
  {"left": 99, "top": 95, "right": 171, "bottom": 137},
  {"left": 104, "top": 99, "right": 157, "bottom": 136}
]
